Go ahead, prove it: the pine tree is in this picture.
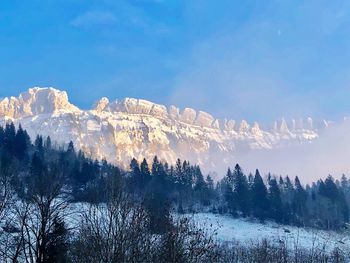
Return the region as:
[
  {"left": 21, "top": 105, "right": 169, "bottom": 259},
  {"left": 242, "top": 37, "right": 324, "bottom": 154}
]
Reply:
[
  {"left": 338, "top": 190, "right": 349, "bottom": 223},
  {"left": 130, "top": 158, "right": 142, "bottom": 194},
  {"left": 45, "top": 136, "right": 52, "bottom": 150},
  {"left": 278, "top": 176, "right": 284, "bottom": 189},
  {"left": 140, "top": 158, "right": 151, "bottom": 186},
  {"left": 247, "top": 173, "right": 254, "bottom": 188},
  {"left": 268, "top": 177, "right": 283, "bottom": 222},
  {"left": 279, "top": 176, "right": 295, "bottom": 222},
  {"left": 193, "top": 166, "right": 209, "bottom": 206},
  {"left": 284, "top": 176, "right": 294, "bottom": 203},
  {"left": 80, "top": 160, "right": 95, "bottom": 185},
  {"left": 0, "top": 126, "right": 5, "bottom": 147},
  {"left": 206, "top": 175, "right": 216, "bottom": 203},
  {"left": 323, "top": 175, "right": 339, "bottom": 202},
  {"left": 30, "top": 151, "right": 45, "bottom": 178},
  {"left": 226, "top": 167, "right": 234, "bottom": 185},
  {"left": 293, "top": 176, "right": 308, "bottom": 225},
  {"left": 28, "top": 151, "right": 47, "bottom": 198},
  {"left": 232, "top": 164, "right": 250, "bottom": 217},
  {"left": 4, "top": 122, "right": 16, "bottom": 155},
  {"left": 151, "top": 156, "right": 160, "bottom": 177},
  {"left": 223, "top": 168, "right": 235, "bottom": 213},
  {"left": 35, "top": 135, "right": 44, "bottom": 152},
  {"left": 174, "top": 159, "right": 182, "bottom": 184},
  {"left": 67, "top": 141, "right": 75, "bottom": 154},
  {"left": 145, "top": 159, "right": 170, "bottom": 234},
  {"left": 320, "top": 176, "right": 350, "bottom": 227},
  {"left": 251, "top": 169, "right": 269, "bottom": 221},
  {"left": 14, "top": 124, "right": 29, "bottom": 161},
  {"left": 340, "top": 174, "right": 350, "bottom": 214},
  {"left": 182, "top": 160, "right": 193, "bottom": 189}
]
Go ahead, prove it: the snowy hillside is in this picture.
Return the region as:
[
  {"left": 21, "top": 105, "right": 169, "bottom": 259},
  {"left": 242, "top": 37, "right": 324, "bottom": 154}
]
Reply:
[
  {"left": 190, "top": 213, "right": 350, "bottom": 253},
  {"left": 0, "top": 87, "right": 327, "bottom": 173}
]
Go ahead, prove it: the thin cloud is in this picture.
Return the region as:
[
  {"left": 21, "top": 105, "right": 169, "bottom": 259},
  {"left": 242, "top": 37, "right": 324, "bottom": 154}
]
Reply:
[
  {"left": 71, "top": 10, "right": 117, "bottom": 27},
  {"left": 70, "top": 5, "right": 169, "bottom": 35}
]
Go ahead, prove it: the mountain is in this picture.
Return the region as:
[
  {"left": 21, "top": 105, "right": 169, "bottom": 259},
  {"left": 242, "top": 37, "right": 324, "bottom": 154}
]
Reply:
[{"left": 0, "top": 87, "right": 327, "bottom": 174}]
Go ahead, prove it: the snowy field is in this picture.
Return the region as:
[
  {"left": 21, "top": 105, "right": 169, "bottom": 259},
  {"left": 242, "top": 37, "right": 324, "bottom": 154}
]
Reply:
[
  {"left": 65, "top": 204, "right": 350, "bottom": 255},
  {"left": 188, "top": 213, "right": 350, "bottom": 253}
]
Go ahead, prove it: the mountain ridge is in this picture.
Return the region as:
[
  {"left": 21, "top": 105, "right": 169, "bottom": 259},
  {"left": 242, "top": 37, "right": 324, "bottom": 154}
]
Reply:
[{"left": 0, "top": 87, "right": 326, "bottom": 175}]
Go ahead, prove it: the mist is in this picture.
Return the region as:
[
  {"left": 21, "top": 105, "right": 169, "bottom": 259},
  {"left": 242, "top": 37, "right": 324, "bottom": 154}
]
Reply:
[{"left": 228, "top": 120, "right": 350, "bottom": 184}]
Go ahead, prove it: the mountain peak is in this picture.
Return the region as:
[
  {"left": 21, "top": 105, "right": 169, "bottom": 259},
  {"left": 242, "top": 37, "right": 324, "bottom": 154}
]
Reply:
[
  {"left": 93, "top": 97, "right": 110, "bottom": 112},
  {"left": 0, "top": 87, "right": 80, "bottom": 118}
]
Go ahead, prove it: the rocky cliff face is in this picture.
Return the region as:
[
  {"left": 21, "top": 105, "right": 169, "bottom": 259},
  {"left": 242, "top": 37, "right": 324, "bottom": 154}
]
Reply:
[
  {"left": 0, "top": 88, "right": 80, "bottom": 118},
  {"left": 0, "top": 87, "right": 325, "bottom": 174}
]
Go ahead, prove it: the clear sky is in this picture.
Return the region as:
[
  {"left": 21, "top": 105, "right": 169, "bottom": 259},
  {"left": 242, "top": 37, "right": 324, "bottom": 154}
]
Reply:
[{"left": 1, "top": 0, "right": 350, "bottom": 122}]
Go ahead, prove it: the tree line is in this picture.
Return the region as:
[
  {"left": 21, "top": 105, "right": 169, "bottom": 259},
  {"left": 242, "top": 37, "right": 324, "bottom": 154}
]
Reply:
[
  {"left": 218, "top": 165, "right": 349, "bottom": 229},
  {"left": 0, "top": 123, "right": 349, "bottom": 262}
]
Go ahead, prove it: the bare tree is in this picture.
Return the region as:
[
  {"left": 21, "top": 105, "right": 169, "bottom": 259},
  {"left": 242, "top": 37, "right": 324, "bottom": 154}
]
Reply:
[
  {"left": 0, "top": 171, "right": 13, "bottom": 223},
  {"left": 1, "top": 161, "right": 69, "bottom": 263},
  {"left": 0, "top": 156, "right": 16, "bottom": 222},
  {"left": 157, "top": 216, "right": 219, "bottom": 263},
  {"left": 70, "top": 176, "right": 155, "bottom": 263},
  {"left": 0, "top": 157, "right": 20, "bottom": 263}
]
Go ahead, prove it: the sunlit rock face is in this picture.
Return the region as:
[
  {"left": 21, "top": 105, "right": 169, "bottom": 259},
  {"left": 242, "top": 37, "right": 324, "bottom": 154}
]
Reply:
[
  {"left": 0, "top": 87, "right": 324, "bottom": 176},
  {"left": 0, "top": 87, "right": 80, "bottom": 118}
]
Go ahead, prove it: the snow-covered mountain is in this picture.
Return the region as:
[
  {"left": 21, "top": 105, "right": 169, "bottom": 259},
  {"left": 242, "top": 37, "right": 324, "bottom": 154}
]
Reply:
[{"left": 0, "top": 87, "right": 328, "bottom": 173}]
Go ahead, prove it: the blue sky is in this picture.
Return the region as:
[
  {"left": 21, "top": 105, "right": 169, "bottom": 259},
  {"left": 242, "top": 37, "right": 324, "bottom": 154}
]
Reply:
[{"left": 1, "top": 0, "right": 350, "bottom": 122}]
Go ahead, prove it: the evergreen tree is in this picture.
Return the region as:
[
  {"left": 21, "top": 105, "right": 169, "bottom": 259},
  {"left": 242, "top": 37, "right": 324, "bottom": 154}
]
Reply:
[
  {"left": 319, "top": 176, "right": 349, "bottom": 227},
  {"left": 151, "top": 156, "right": 160, "bottom": 177},
  {"left": 182, "top": 160, "right": 193, "bottom": 190},
  {"left": 83, "top": 160, "right": 96, "bottom": 184},
  {"left": 130, "top": 158, "right": 142, "bottom": 193},
  {"left": 0, "top": 126, "right": 4, "bottom": 147},
  {"left": 193, "top": 166, "right": 209, "bottom": 206},
  {"left": 223, "top": 168, "right": 235, "bottom": 213},
  {"left": 67, "top": 141, "right": 75, "bottom": 154},
  {"left": 268, "top": 177, "right": 283, "bottom": 222},
  {"left": 247, "top": 173, "right": 254, "bottom": 188},
  {"left": 130, "top": 158, "right": 140, "bottom": 174},
  {"left": 293, "top": 176, "right": 308, "bottom": 225},
  {"left": 322, "top": 175, "right": 339, "bottom": 202},
  {"left": 278, "top": 176, "right": 284, "bottom": 190},
  {"left": 45, "top": 136, "right": 52, "bottom": 150},
  {"left": 338, "top": 191, "right": 349, "bottom": 223},
  {"left": 251, "top": 169, "right": 269, "bottom": 221},
  {"left": 12, "top": 124, "right": 28, "bottom": 161},
  {"left": 145, "top": 160, "right": 171, "bottom": 234},
  {"left": 4, "top": 122, "right": 16, "bottom": 154},
  {"left": 27, "top": 151, "right": 47, "bottom": 198},
  {"left": 140, "top": 158, "right": 151, "bottom": 186},
  {"left": 35, "top": 135, "right": 44, "bottom": 152},
  {"left": 206, "top": 175, "right": 216, "bottom": 200},
  {"left": 30, "top": 151, "right": 45, "bottom": 178},
  {"left": 232, "top": 164, "right": 250, "bottom": 216},
  {"left": 174, "top": 159, "right": 182, "bottom": 184},
  {"left": 226, "top": 167, "right": 234, "bottom": 185},
  {"left": 341, "top": 174, "right": 348, "bottom": 188}
]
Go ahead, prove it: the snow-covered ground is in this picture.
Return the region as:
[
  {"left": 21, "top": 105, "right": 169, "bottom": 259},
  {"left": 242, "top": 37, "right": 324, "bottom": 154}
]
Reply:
[
  {"left": 188, "top": 213, "right": 350, "bottom": 253},
  {"left": 66, "top": 204, "right": 350, "bottom": 254}
]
